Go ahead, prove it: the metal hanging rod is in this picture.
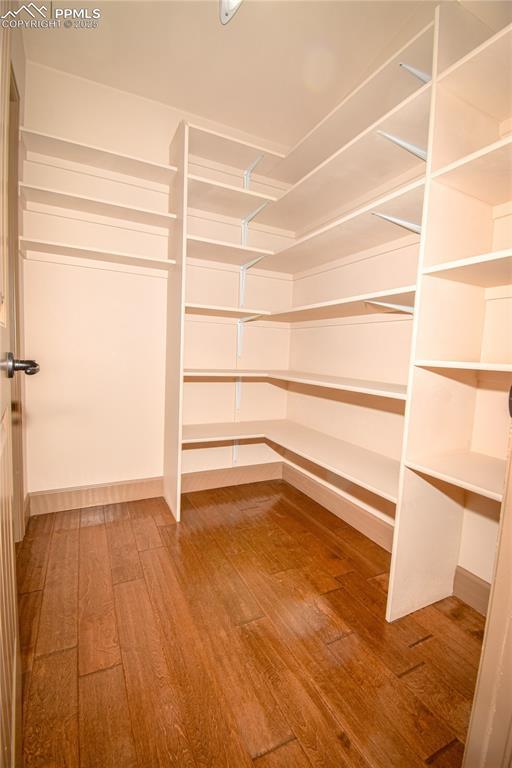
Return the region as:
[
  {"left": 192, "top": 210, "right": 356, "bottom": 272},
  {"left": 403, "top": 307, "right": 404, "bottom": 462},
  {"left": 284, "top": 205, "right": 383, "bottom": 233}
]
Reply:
[
  {"left": 371, "top": 212, "right": 422, "bottom": 235},
  {"left": 399, "top": 62, "right": 431, "bottom": 84},
  {"left": 377, "top": 130, "right": 427, "bottom": 161}
]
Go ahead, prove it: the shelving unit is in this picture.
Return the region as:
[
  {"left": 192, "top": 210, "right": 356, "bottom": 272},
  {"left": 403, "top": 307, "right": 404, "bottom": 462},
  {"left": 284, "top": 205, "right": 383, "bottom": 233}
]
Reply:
[{"left": 155, "top": 5, "right": 512, "bottom": 633}]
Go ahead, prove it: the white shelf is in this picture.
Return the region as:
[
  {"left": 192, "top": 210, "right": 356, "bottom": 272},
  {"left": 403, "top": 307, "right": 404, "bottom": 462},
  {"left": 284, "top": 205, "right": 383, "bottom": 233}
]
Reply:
[
  {"left": 19, "top": 238, "right": 175, "bottom": 270},
  {"left": 265, "top": 286, "right": 415, "bottom": 323},
  {"left": 188, "top": 124, "right": 285, "bottom": 179},
  {"left": 187, "top": 174, "right": 279, "bottom": 219},
  {"left": 259, "top": 179, "right": 424, "bottom": 274},
  {"left": 416, "top": 360, "right": 512, "bottom": 373},
  {"left": 437, "top": 25, "right": 512, "bottom": 123},
  {"left": 423, "top": 249, "right": 512, "bottom": 287},
  {"left": 407, "top": 451, "right": 507, "bottom": 502},
  {"left": 182, "top": 419, "right": 400, "bottom": 503},
  {"left": 256, "top": 85, "right": 431, "bottom": 232},
  {"left": 185, "top": 303, "right": 270, "bottom": 320},
  {"left": 186, "top": 235, "right": 273, "bottom": 267},
  {"left": 183, "top": 369, "right": 407, "bottom": 400},
  {"left": 433, "top": 136, "right": 512, "bottom": 205},
  {"left": 271, "top": 23, "right": 434, "bottom": 184},
  {"left": 20, "top": 183, "right": 176, "bottom": 229},
  {"left": 20, "top": 127, "right": 177, "bottom": 185}
]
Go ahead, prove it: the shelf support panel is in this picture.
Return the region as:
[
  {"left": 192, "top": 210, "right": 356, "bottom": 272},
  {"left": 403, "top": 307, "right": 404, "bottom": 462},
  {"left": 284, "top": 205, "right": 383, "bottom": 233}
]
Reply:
[
  {"left": 377, "top": 130, "right": 427, "bottom": 161},
  {"left": 371, "top": 211, "right": 422, "bottom": 235}
]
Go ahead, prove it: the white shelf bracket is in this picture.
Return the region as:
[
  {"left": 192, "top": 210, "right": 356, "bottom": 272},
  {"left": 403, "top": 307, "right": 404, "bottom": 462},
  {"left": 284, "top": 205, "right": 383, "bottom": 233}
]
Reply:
[
  {"left": 365, "top": 300, "right": 414, "bottom": 314},
  {"left": 239, "top": 264, "right": 247, "bottom": 307},
  {"left": 236, "top": 319, "right": 244, "bottom": 359},
  {"left": 243, "top": 154, "right": 264, "bottom": 190},
  {"left": 399, "top": 62, "right": 431, "bottom": 84},
  {"left": 377, "top": 130, "right": 427, "bottom": 161},
  {"left": 371, "top": 211, "right": 422, "bottom": 235},
  {"left": 241, "top": 201, "right": 269, "bottom": 247},
  {"left": 232, "top": 440, "right": 240, "bottom": 465}
]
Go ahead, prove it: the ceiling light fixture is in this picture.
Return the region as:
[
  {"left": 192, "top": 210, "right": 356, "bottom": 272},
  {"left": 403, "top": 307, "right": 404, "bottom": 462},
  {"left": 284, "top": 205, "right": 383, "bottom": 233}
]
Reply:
[{"left": 219, "top": 0, "right": 243, "bottom": 25}]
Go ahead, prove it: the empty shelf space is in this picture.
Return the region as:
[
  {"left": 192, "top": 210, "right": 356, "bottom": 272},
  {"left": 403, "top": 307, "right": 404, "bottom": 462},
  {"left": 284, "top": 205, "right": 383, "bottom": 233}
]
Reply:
[
  {"left": 20, "top": 127, "right": 177, "bottom": 184},
  {"left": 20, "top": 183, "right": 176, "bottom": 228},
  {"left": 259, "top": 179, "right": 424, "bottom": 274},
  {"left": 415, "top": 360, "right": 512, "bottom": 373},
  {"left": 433, "top": 136, "right": 512, "bottom": 205},
  {"left": 183, "top": 368, "right": 408, "bottom": 399},
  {"left": 186, "top": 235, "right": 273, "bottom": 266},
  {"left": 182, "top": 418, "right": 400, "bottom": 502},
  {"left": 271, "top": 22, "right": 434, "bottom": 184},
  {"left": 256, "top": 85, "right": 431, "bottom": 231},
  {"left": 187, "top": 174, "right": 279, "bottom": 219},
  {"left": 423, "top": 249, "right": 512, "bottom": 286},
  {"left": 266, "top": 286, "right": 416, "bottom": 322},
  {"left": 185, "top": 303, "right": 271, "bottom": 319},
  {"left": 188, "top": 123, "right": 285, "bottom": 178},
  {"left": 19, "top": 238, "right": 175, "bottom": 269},
  {"left": 407, "top": 451, "right": 507, "bottom": 501},
  {"left": 437, "top": 24, "right": 512, "bottom": 124}
]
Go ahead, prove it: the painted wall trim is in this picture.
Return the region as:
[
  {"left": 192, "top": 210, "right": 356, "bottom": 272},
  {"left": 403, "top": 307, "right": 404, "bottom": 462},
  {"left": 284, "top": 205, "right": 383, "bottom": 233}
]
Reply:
[
  {"left": 28, "top": 476, "right": 163, "bottom": 516},
  {"left": 453, "top": 565, "right": 491, "bottom": 617}
]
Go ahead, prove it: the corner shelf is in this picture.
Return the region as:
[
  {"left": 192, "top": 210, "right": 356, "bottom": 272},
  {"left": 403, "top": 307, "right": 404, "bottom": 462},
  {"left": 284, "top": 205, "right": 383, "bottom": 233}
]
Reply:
[
  {"left": 184, "top": 303, "right": 271, "bottom": 320},
  {"left": 182, "top": 418, "right": 400, "bottom": 503},
  {"left": 422, "top": 249, "right": 512, "bottom": 286},
  {"left": 20, "top": 183, "right": 177, "bottom": 229},
  {"left": 19, "top": 238, "right": 176, "bottom": 270},
  {"left": 256, "top": 85, "right": 431, "bottom": 231},
  {"left": 415, "top": 360, "right": 512, "bottom": 373},
  {"left": 186, "top": 235, "right": 274, "bottom": 267},
  {"left": 20, "top": 127, "right": 178, "bottom": 185},
  {"left": 188, "top": 123, "right": 285, "bottom": 179},
  {"left": 183, "top": 368, "right": 407, "bottom": 400},
  {"left": 187, "top": 174, "right": 279, "bottom": 219},
  {"left": 407, "top": 451, "right": 507, "bottom": 502},
  {"left": 265, "top": 286, "right": 415, "bottom": 322},
  {"left": 258, "top": 178, "right": 424, "bottom": 274}
]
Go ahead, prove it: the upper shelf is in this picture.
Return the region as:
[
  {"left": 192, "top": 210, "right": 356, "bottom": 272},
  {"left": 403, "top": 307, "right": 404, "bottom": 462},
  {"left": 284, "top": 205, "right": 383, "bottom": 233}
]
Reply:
[
  {"left": 186, "top": 235, "right": 274, "bottom": 267},
  {"left": 433, "top": 136, "right": 512, "bottom": 205},
  {"left": 437, "top": 24, "right": 512, "bottom": 125},
  {"left": 183, "top": 368, "right": 407, "bottom": 400},
  {"left": 265, "top": 286, "right": 415, "bottom": 323},
  {"left": 270, "top": 23, "right": 434, "bottom": 185},
  {"left": 187, "top": 124, "right": 285, "bottom": 178},
  {"left": 21, "top": 127, "right": 177, "bottom": 185},
  {"left": 187, "top": 174, "right": 279, "bottom": 219},
  {"left": 259, "top": 178, "right": 424, "bottom": 274},
  {"left": 185, "top": 303, "right": 271, "bottom": 320},
  {"left": 182, "top": 418, "right": 400, "bottom": 503},
  {"left": 20, "top": 237, "right": 175, "bottom": 270},
  {"left": 423, "top": 249, "right": 512, "bottom": 287},
  {"left": 407, "top": 450, "right": 507, "bottom": 502},
  {"left": 256, "top": 85, "right": 431, "bottom": 233},
  {"left": 20, "top": 183, "right": 177, "bottom": 229}
]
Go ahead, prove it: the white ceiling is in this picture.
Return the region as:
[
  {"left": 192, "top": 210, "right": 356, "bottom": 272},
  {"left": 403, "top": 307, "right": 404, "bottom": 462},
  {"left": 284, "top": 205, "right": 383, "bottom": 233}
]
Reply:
[{"left": 23, "top": 0, "right": 437, "bottom": 148}]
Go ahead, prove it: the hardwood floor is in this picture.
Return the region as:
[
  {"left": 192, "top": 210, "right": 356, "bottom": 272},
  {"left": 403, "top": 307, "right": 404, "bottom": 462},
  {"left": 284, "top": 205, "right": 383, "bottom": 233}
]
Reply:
[{"left": 17, "top": 480, "right": 485, "bottom": 767}]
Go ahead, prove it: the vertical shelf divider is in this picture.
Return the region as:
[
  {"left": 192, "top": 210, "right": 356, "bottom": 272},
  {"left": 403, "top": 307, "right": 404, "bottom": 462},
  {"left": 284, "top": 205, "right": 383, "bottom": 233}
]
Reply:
[{"left": 163, "top": 121, "right": 189, "bottom": 521}]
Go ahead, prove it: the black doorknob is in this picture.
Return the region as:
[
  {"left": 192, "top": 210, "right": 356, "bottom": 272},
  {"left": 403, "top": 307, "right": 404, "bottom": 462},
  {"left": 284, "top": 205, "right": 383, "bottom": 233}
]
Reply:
[{"left": 6, "top": 352, "right": 40, "bottom": 378}]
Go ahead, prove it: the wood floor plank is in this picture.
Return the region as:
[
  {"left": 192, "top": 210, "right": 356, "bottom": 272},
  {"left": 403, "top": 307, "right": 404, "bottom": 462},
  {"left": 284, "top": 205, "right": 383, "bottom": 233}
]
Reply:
[
  {"left": 410, "top": 605, "right": 483, "bottom": 668},
  {"left": 129, "top": 501, "right": 163, "bottom": 551},
  {"left": 414, "top": 636, "right": 479, "bottom": 700},
  {"left": 25, "top": 513, "right": 55, "bottom": 539},
  {"left": 105, "top": 517, "right": 142, "bottom": 585},
  {"left": 400, "top": 661, "right": 472, "bottom": 742},
  {"left": 36, "top": 530, "right": 79, "bottom": 657},
  {"left": 79, "top": 665, "right": 138, "bottom": 768},
  {"left": 140, "top": 546, "right": 255, "bottom": 766},
  {"left": 78, "top": 524, "right": 120, "bottom": 675},
  {"left": 17, "top": 534, "right": 51, "bottom": 594},
  {"left": 24, "top": 647, "right": 78, "bottom": 768},
  {"left": 103, "top": 502, "right": 130, "bottom": 524},
  {"left": 428, "top": 739, "right": 465, "bottom": 767},
  {"left": 80, "top": 506, "right": 105, "bottom": 527},
  {"left": 114, "top": 578, "right": 197, "bottom": 767},
  {"left": 54, "top": 509, "right": 81, "bottom": 532},
  {"left": 19, "top": 590, "right": 42, "bottom": 675},
  {"left": 433, "top": 597, "right": 485, "bottom": 642},
  {"left": 328, "top": 633, "right": 456, "bottom": 760},
  {"left": 253, "top": 739, "right": 312, "bottom": 767}
]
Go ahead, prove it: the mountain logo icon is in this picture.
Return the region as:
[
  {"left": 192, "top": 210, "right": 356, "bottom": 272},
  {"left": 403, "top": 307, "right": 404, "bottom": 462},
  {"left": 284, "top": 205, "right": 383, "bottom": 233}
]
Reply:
[{"left": 1, "top": 3, "right": 48, "bottom": 19}]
